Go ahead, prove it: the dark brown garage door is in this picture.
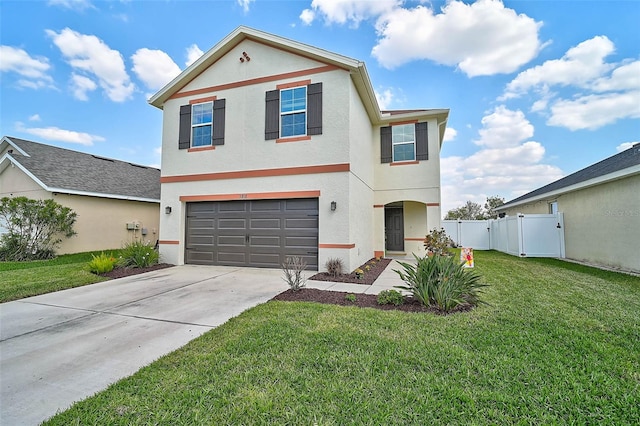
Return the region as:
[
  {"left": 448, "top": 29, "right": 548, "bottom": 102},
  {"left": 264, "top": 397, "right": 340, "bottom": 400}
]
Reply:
[{"left": 185, "top": 198, "right": 318, "bottom": 269}]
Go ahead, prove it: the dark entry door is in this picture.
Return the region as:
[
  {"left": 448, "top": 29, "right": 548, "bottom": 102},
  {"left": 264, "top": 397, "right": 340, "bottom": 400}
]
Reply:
[{"left": 385, "top": 207, "right": 404, "bottom": 251}]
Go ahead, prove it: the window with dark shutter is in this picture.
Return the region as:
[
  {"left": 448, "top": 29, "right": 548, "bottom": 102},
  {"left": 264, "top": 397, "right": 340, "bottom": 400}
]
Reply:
[
  {"left": 380, "top": 126, "right": 392, "bottom": 163},
  {"left": 265, "top": 90, "right": 280, "bottom": 140},
  {"left": 212, "top": 99, "right": 226, "bottom": 146},
  {"left": 415, "top": 122, "right": 428, "bottom": 160},
  {"left": 307, "top": 82, "right": 322, "bottom": 135},
  {"left": 178, "top": 105, "right": 191, "bottom": 149}
]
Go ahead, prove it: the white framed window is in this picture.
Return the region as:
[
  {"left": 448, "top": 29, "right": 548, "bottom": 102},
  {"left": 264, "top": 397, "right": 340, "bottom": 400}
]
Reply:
[
  {"left": 191, "top": 101, "right": 213, "bottom": 147},
  {"left": 392, "top": 124, "right": 416, "bottom": 162},
  {"left": 280, "top": 86, "right": 306, "bottom": 138}
]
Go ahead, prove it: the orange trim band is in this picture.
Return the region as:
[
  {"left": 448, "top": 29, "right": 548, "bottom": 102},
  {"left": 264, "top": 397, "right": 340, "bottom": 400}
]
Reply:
[
  {"left": 188, "top": 146, "right": 215, "bottom": 153},
  {"left": 405, "top": 238, "right": 424, "bottom": 241},
  {"left": 159, "top": 240, "right": 180, "bottom": 245},
  {"left": 277, "top": 79, "right": 311, "bottom": 90},
  {"left": 426, "top": 203, "right": 440, "bottom": 207},
  {"left": 189, "top": 95, "right": 217, "bottom": 104},
  {"left": 390, "top": 119, "right": 419, "bottom": 126},
  {"left": 374, "top": 250, "right": 384, "bottom": 258},
  {"left": 180, "top": 190, "right": 321, "bottom": 202},
  {"left": 373, "top": 204, "right": 385, "bottom": 208},
  {"left": 276, "top": 136, "right": 311, "bottom": 143},
  {"left": 170, "top": 65, "right": 338, "bottom": 100},
  {"left": 161, "top": 163, "right": 350, "bottom": 183},
  {"left": 390, "top": 161, "right": 419, "bottom": 166},
  {"left": 318, "top": 243, "right": 356, "bottom": 249}
]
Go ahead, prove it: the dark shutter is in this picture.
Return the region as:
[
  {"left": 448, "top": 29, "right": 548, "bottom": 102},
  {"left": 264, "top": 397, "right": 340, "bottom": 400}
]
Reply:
[
  {"left": 212, "top": 99, "right": 226, "bottom": 146},
  {"left": 415, "top": 122, "right": 428, "bottom": 161},
  {"left": 265, "top": 90, "right": 279, "bottom": 140},
  {"left": 179, "top": 104, "right": 191, "bottom": 149},
  {"left": 307, "top": 82, "right": 322, "bottom": 135},
  {"left": 380, "top": 126, "right": 392, "bottom": 163}
]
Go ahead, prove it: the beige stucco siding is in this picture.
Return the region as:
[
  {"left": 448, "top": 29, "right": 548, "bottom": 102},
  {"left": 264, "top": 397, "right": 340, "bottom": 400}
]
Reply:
[
  {"left": 54, "top": 194, "right": 160, "bottom": 254},
  {"left": 501, "top": 174, "right": 639, "bottom": 273},
  {"left": 403, "top": 201, "right": 428, "bottom": 256},
  {"left": 0, "top": 164, "right": 49, "bottom": 199}
]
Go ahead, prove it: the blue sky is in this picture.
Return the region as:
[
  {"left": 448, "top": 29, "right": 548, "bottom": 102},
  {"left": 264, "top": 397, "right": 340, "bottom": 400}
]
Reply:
[{"left": 1, "top": 0, "right": 638, "bottom": 215}]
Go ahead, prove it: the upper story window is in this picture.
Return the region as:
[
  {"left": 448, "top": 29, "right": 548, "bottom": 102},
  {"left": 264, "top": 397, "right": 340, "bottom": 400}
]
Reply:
[
  {"left": 191, "top": 101, "right": 213, "bottom": 147},
  {"left": 280, "top": 86, "right": 307, "bottom": 138},
  {"left": 380, "top": 121, "right": 428, "bottom": 164},
  {"left": 392, "top": 124, "right": 416, "bottom": 162},
  {"left": 265, "top": 82, "right": 322, "bottom": 141},
  {"left": 178, "top": 98, "right": 226, "bottom": 150}
]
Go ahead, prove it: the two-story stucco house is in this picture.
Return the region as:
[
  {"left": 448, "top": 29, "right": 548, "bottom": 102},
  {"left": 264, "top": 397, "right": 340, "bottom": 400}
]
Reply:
[{"left": 150, "top": 27, "right": 449, "bottom": 271}]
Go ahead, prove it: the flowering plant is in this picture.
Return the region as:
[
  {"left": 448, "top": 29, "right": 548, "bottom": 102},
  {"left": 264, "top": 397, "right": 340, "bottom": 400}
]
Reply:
[{"left": 354, "top": 268, "right": 364, "bottom": 279}]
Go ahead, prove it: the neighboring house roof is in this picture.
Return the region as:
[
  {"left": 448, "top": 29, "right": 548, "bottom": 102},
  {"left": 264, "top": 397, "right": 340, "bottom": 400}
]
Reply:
[
  {"left": 0, "top": 136, "right": 160, "bottom": 203},
  {"left": 148, "top": 26, "right": 449, "bottom": 143},
  {"left": 497, "top": 143, "right": 640, "bottom": 211}
]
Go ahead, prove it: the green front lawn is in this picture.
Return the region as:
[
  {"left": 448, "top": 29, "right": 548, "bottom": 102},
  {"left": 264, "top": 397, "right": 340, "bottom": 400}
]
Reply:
[
  {"left": 44, "top": 251, "right": 640, "bottom": 425},
  {"left": 0, "top": 251, "right": 110, "bottom": 302}
]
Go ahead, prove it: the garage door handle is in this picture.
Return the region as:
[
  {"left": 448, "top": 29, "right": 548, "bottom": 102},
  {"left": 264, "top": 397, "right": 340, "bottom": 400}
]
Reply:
[{"left": 245, "top": 234, "right": 249, "bottom": 243}]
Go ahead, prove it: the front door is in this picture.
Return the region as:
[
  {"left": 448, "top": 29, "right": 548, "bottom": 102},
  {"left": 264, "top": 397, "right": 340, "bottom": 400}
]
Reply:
[{"left": 385, "top": 207, "right": 404, "bottom": 251}]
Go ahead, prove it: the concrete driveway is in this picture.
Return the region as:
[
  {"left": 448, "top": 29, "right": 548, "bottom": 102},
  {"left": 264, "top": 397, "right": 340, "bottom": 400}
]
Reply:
[{"left": 0, "top": 265, "right": 289, "bottom": 426}]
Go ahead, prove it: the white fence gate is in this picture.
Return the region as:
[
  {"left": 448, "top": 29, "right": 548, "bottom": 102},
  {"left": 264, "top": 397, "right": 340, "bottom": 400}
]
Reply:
[{"left": 443, "top": 213, "right": 565, "bottom": 258}]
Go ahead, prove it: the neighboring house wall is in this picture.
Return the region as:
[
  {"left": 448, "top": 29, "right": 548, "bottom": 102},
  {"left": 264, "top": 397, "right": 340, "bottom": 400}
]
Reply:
[
  {"left": 54, "top": 193, "right": 160, "bottom": 254},
  {"left": 0, "top": 161, "right": 50, "bottom": 200},
  {"left": 500, "top": 174, "right": 640, "bottom": 273}
]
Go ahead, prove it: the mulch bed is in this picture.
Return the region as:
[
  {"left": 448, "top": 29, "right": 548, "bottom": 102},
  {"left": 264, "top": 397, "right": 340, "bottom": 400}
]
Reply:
[
  {"left": 100, "top": 263, "right": 174, "bottom": 279},
  {"left": 272, "top": 288, "right": 473, "bottom": 315},
  {"left": 309, "top": 257, "right": 392, "bottom": 285}
]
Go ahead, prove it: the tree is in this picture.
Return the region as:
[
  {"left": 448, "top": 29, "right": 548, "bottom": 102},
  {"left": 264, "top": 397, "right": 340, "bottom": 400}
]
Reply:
[
  {"left": 445, "top": 196, "right": 505, "bottom": 220},
  {"left": 0, "top": 197, "right": 77, "bottom": 261},
  {"left": 484, "top": 196, "right": 505, "bottom": 219},
  {"left": 444, "top": 201, "right": 485, "bottom": 220}
]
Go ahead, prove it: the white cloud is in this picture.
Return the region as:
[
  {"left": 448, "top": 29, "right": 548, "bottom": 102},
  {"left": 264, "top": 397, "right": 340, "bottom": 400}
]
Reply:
[
  {"left": 440, "top": 106, "right": 562, "bottom": 215},
  {"left": 48, "top": 0, "right": 93, "bottom": 11},
  {"left": 375, "top": 88, "right": 394, "bottom": 110},
  {"left": 185, "top": 44, "right": 204, "bottom": 67},
  {"left": 46, "top": 27, "right": 135, "bottom": 102},
  {"left": 28, "top": 114, "right": 41, "bottom": 122},
  {"left": 237, "top": 0, "right": 254, "bottom": 13},
  {"left": 547, "top": 90, "right": 640, "bottom": 131},
  {"left": 475, "top": 106, "right": 534, "bottom": 148},
  {"left": 616, "top": 142, "right": 638, "bottom": 152},
  {"left": 300, "top": 8, "right": 315, "bottom": 25},
  {"left": 443, "top": 127, "right": 457, "bottom": 143},
  {"left": 591, "top": 60, "right": 640, "bottom": 92},
  {"left": 131, "top": 48, "right": 181, "bottom": 91},
  {"left": 70, "top": 73, "right": 97, "bottom": 100},
  {"left": 372, "top": 0, "right": 543, "bottom": 76},
  {"left": 302, "top": 0, "right": 400, "bottom": 27},
  {"left": 0, "top": 45, "right": 53, "bottom": 88},
  {"left": 15, "top": 122, "right": 105, "bottom": 146},
  {"left": 503, "top": 36, "right": 616, "bottom": 99}
]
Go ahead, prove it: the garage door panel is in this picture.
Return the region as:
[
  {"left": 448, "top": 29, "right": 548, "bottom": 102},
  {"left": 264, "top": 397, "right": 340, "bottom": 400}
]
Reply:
[{"left": 186, "top": 198, "right": 318, "bottom": 269}]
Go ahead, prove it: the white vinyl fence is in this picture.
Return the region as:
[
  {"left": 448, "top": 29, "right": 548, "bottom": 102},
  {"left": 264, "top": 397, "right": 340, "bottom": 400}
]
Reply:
[{"left": 443, "top": 213, "right": 565, "bottom": 258}]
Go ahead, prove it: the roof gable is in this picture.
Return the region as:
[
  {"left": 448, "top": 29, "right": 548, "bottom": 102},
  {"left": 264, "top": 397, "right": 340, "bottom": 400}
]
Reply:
[
  {"left": 0, "top": 136, "right": 160, "bottom": 202},
  {"left": 499, "top": 144, "right": 640, "bottom": 210}
]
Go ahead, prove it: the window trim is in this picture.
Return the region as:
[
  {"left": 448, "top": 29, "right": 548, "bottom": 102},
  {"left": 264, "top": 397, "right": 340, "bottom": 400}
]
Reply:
[
  {"left": 190, "top": 100, "right": 214, "bottom": 148},
  {"left": 391, "top": 123, "right": 417, "bottom": 163},
  {"left": 279, "top": 85, "right": 308, "bottom": 139}
]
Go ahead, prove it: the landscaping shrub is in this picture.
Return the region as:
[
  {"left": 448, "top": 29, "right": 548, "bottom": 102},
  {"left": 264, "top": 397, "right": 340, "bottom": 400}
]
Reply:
[
  {"left": 344, "top": 293, "right": 357, "bottom": 303},
  {"left": 88, "top": 252, "right": 117, "bottom": 274},
  {"left": 118, "top": 240, "right": 159, "bottom": 268},
  {"left": 424, "top": 227, "right": 454, "bottom": 256},
  {"left": 376, "top": 289, "right": 404, "bottom": 306},
  {"left": 394, "top": 254, "right": 486, "bottom": 312},
  {"left": 282, "top": 256, "right": 307, "bottom": 291},
  {"left": 325, "top": 257, "right": 344, "bottom": 277}
]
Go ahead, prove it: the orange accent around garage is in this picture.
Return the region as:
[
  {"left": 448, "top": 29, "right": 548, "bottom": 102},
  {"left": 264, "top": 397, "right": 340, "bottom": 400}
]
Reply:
[
  {"left": 404, "top": 238, "right": 425, "bottom": 241},
  {"left": 426, "top": 203, "right": 440, "bottom": 207},
  {"left": 373, "top": 204, "right": 385, "bottom": 208},
  {"left": 161, "top": 163, "right": 350, "bottom": 183},
  {"left": 374, "top": 250, "right": 384, "bottom": 258},
  {"left": 180, "top": 190, "right": 321, "bottom": 202},
  {"left": 318, "top": 243, "right": 356, "bottom": 249},
  {"left": 158, "top": 240, "right": 180, "bottom": 245}
]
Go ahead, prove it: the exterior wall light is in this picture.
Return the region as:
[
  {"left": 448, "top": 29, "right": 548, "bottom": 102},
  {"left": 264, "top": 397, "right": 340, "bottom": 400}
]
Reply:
[
  {"left": 330, "top": 201, "right": 337, "bottom": 211},
  {"left": 165, "top": 206, "right": 172, "bottom": 214}
]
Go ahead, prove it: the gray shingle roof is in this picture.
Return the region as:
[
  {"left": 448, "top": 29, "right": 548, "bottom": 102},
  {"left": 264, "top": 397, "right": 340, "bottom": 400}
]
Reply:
[
  {"left": 499, "top": 144, "right": 640, "bottom": 209},
  {"left": 3, "top": 137, "right": 160, "bottom": 201}
]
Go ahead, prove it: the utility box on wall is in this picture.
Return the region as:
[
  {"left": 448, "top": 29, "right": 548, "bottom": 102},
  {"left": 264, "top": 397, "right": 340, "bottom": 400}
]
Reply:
[{"left": 126, "top": 222, "right": 140, "bottom": 230}]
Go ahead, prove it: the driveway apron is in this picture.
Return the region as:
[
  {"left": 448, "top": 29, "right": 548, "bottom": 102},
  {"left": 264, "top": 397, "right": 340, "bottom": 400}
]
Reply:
[{"left": 0, "top": 265, "right": 288, "bottom": 426}]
